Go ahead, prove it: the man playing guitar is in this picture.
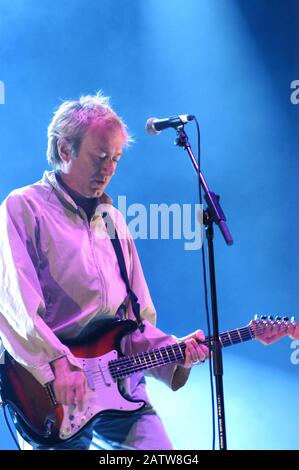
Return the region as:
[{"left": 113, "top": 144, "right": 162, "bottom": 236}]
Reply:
[{"left": 0, "top": 92, "right": 209, "bottom": 450}]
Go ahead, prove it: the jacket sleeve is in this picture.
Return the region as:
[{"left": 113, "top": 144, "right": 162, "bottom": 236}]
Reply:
[{"left": 0, "top": 192, "right": 82, "bottom": 385}]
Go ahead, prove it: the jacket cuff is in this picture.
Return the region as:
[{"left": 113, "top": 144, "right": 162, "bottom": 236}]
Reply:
[
  {"left": 32, "top": 353, "right": 83, "bottom": 386},
  {"left": 171, "top": 365, "right": 191, "bottom": 391},
  {"left": 30, "top": 362, "right": 56, "bottom": 386}
]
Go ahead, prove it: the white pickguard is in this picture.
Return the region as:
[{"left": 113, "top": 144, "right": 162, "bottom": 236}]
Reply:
[{"left": 59, "top": 350, "right": 144, "bottom": 440}]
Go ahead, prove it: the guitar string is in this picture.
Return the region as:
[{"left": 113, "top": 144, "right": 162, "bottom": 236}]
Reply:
[
  {"left": 84, "top": 323, "right": 290, "bottom": 382},
  {"left": 109, "top": 324, "right": 254, "bottom": 376},
  {"left": 107, "top": 325, "right": 266, "bottom": 378},
  {"left": 107, "top": 323, "right": 289, "bottom": 379},
  {"left": 89, "top": 328, "right": 267, "bottom": 383}
]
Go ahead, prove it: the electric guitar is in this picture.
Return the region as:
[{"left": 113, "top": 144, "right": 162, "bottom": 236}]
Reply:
[{"left": 0, "top": 315, "right": 297, "bottom": 445}]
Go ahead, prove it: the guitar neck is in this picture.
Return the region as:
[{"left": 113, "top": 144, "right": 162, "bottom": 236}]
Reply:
[{"left": 108, "top": 325, "right": 255, "bottom": 380}]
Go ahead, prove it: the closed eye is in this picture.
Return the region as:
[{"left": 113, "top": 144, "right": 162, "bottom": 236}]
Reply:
[{"left": 91, "top": 153, "right": 120, "bottom": 161}]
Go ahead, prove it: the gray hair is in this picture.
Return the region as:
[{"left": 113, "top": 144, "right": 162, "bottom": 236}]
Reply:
[{"left": 47, "top": 91, "right": 132, "bottom": 169}]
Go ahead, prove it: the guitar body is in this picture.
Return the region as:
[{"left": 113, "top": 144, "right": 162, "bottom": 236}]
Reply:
[{"left": 1, "top": 319, "right": 145, "bottom": 446}]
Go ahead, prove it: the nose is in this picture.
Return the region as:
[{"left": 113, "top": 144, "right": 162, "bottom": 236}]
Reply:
[{"left": 101, "top": 158, "right": 115, "bottom": 177}]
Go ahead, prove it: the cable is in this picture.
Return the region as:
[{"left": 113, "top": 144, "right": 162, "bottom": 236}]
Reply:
[{"left": 194, "top": 116, "right": 216, "bottom": 450}]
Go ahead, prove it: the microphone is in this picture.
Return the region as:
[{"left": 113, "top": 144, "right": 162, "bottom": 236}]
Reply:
[{"left": 145, "top": 114, "right": 194, "bottom": 135}]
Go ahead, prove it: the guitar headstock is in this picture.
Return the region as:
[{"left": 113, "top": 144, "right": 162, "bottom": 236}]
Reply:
[{"left": 249, "top": 315, "right": 299, "bottom": 345}]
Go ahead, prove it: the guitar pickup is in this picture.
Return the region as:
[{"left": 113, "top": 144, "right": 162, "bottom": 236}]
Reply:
[
  {"left": 98, "top": 350, "right": 118, "bottom": 386},
  {"left": 83, "top": 367, "right": 96, "bottom": 391}
]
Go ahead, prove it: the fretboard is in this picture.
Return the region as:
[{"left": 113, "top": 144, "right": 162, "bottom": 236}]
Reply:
[{"left": 108, "top": 324, "right": 255, "bottom": 381}]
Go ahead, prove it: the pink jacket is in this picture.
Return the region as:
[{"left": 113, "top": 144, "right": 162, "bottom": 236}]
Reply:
[{"left": 0, "top": 171, "right": 183, "bottom": 395}]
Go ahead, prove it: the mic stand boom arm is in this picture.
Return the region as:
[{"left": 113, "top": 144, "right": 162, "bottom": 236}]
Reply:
[
  {"left": 175, "top": 128, "right": 233, "bottom": 246},
  {"left": 175, "top": 126, "right": 233, "bottom": 451}
]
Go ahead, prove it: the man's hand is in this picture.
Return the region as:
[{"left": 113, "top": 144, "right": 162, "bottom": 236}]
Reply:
[
  {"left": 51, "top": 356, "right": 87, "bottom": 411},
  {"left": 181, "top": 329, "right": 209, "bottom": 368}
]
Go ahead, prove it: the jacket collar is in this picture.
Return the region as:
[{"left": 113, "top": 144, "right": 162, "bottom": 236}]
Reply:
[{"left": 43, "top": 170, "right": 113, "bottom": 213}]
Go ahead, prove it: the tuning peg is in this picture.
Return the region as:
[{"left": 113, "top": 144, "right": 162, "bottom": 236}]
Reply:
[
  {"left": 283, "top": 316, "right": 289, "bottom": 322},
  {"left": 268, "top": 315, "right": 274, "bottom": 321},
  {"left": 254, "top": 314, "right": 259, "bottom": 320},
  {"left": 275, "top": 316, "right": 282, "bottom": 321},
  {"left": 260, "top": 315, "right": 267, "bottom": 320},
  {"left": 291, "top": 316, "right": 295, "bottom": 323}
]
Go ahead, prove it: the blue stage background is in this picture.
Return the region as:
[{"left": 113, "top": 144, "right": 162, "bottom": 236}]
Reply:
[{"left": 0, "top": 0, "right": 298, "bottom": 449}]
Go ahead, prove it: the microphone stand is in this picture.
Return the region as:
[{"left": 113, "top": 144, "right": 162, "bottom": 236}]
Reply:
[{"left": 175, "top": 126, "right": 233, "bottom": 451}]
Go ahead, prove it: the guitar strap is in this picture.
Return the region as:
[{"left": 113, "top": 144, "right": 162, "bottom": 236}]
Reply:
[{"left": 103, "top": 211, "right": 145, "bottom": 333}]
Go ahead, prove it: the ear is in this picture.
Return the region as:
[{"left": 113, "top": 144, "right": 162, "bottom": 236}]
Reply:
[{"left": 57, "top": 138, "right": 72, "bottom": 164}]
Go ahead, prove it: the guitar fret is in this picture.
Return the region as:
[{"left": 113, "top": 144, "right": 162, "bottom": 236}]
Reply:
[
  {"left": 166, "top": 345, "right": 176, "bottom": 363},
  {"left": 149, "top": 350, "right": 158, "bottom": 367},
  {"left": 156, "top": 350, "right": 163, "bottom": 364},
  {"left": 173, "top": 344, "right": 183, "bottom": 361},
  {"left": 227, "top": 331, "right": 233, "bottom": 344},
  {"left": 164, "top": 347, "right": 171, "bottom": 363},
  {"left": 157, "top": 349, "right": 164, "bottom": 364},
  {"left": 148, "top": 352, "right": 155, "bottom": 366},
  {"left": 228, "top": 329, "right": 240, "bottom": 344},
  {"left": 142, "top": 352, "right": 149, "bottom": 368},
  {"left": 176, "top": 342, "right": 184, "bottom": 360},
  {"left": 247, "top": 326, "right": 255, "bottom": 339},
  {"left": 135, "top": 355, "right": 142, "bottom": 366},
  {"left": 157, "top": 349, "right": 165, "bottom": 365},
  {"left": 220, "top": 332, "right": 230, "bottom": 346},
  {"left": 173, "top": 345, "right": 180, "bottom": 361},
  {"left": 236, "top": 328, "right": 242, "bottom": 342}
]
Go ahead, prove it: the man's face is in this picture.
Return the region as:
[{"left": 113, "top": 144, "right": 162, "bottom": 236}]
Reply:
[{"left": 61, "top": 122, "right": 125, "bottom": 198}]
